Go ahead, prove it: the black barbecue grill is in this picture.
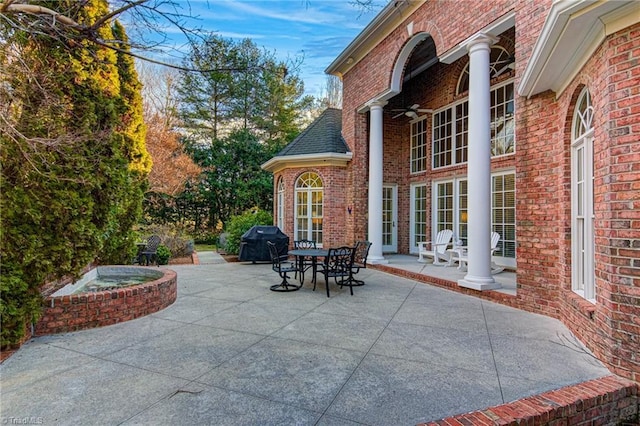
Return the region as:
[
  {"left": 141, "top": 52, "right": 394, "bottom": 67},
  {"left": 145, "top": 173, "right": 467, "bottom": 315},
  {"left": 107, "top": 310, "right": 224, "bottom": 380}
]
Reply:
[{"left": 238, "top": 226, "right": 289, "bottom": 263}]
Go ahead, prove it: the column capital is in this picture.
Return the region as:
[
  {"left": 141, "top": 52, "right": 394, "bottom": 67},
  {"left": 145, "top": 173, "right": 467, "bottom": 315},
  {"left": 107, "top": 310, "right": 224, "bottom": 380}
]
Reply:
[
  {"left": 366, "top": 99, "right": 388, "bottom": 110},
  {"left": 466, "top": 33, "right": 499, "bottom": 53}
]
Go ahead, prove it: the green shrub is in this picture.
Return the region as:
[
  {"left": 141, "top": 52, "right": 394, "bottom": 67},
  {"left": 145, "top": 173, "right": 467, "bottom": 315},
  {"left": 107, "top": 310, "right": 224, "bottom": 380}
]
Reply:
[
  {"left": 192, "top": 229, "right": 219, "bottom": 245},
  {"left": 136, "top": 224, "right": 193, "bottom": 258},
  {"left": 156, "top": 245, "right": 171, "bottom": 265},
  {"left": 224, "top": 208, "right": 273, "bottom": 255}
]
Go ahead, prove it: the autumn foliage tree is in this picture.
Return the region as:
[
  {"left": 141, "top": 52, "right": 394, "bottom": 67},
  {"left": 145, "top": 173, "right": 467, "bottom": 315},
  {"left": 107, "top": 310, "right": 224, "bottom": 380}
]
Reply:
[{"left": 145, "top": 114, "right": 201, "bottom": 196}]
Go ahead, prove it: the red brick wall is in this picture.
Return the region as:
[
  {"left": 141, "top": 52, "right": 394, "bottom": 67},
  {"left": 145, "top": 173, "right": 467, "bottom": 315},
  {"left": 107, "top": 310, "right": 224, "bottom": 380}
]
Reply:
[
  {"left": 342, "top": 0, "right": 518, "bottom": 246},
  {"left": 420, "top": 375, "right": 638, "bottom": 426},
  {"left": 552, "top": 23, "right": 640, "bottom": 382},
  {"left": 35, "top": 269, "right": 177, "bottom": 335},
  {"left": 274, "top": 1, "right": 639, "bottom": 382},
  {"left": 274, "top": 166, "right": 353, "bottom": 248}
]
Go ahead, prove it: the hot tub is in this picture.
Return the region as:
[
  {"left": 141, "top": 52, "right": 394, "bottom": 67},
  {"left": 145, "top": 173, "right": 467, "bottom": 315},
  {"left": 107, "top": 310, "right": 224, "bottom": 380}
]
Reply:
[{"left": 35, "top": 266, "right": 177, "bottom": 335}]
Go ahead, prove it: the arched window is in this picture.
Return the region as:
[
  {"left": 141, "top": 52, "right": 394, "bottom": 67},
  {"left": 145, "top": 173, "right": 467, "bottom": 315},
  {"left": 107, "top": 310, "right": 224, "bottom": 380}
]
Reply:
[
  {"left": 456, "top": 46, "right": 513, "bottom": 95},
  {"left": 571, "top": 88, "right": 595, "bottom": 301},
  {"left": 277, "top": 177, "right": 285, "bottom": 231},
  {"left": 295, "top": 172, "right": 323, "bottom": 245}
]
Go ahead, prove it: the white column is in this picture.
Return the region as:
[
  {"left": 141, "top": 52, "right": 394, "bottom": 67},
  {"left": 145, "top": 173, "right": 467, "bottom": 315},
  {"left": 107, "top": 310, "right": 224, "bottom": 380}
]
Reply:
[
  {"left": 458, "top": 34, "right": 501, "bottom": 291},
  {"left": 367, "top": 101, "right": 388, "bottom": 264}
]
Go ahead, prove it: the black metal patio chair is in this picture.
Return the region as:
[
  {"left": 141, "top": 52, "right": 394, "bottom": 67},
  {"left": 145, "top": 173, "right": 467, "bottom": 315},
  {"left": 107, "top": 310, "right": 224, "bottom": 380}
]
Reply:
[
  {"left": 137, "top": 235, "right": 161, "bottom": 266},
  {"left": 267, "top": 241, "right": 301, "bottom": 292},
  {"left": 315, "top": 246, "right": 355, "bottom": 297},
  {"left": 349, "top": 240, "right": 372, "bottom": 286}
]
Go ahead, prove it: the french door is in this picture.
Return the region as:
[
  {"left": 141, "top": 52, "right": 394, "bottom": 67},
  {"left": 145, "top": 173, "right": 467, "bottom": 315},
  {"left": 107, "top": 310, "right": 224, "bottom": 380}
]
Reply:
[{"left": 382, "top": 185, "right": 397, "bottom": 253}]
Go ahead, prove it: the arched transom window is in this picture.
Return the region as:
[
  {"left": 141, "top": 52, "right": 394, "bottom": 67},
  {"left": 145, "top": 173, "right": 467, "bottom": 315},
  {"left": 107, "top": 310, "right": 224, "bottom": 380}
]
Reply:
[
  {"left": 571, "top": 88, "right": 595, "bottom": 301},
  {"left": 456, "top": 46, "right": 513, "bottom": 94},
  {"left": 295, "top": 172, "right": 323, "bottom": 245}
]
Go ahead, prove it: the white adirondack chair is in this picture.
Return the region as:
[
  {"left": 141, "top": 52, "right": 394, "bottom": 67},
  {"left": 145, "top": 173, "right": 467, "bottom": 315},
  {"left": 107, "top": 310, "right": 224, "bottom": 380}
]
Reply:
[
  {"left": 417, "top": 229, "right": 453, "bottom": 265},
  {"left": 454, "top": 232, "right": 504, "bottom": 274}
]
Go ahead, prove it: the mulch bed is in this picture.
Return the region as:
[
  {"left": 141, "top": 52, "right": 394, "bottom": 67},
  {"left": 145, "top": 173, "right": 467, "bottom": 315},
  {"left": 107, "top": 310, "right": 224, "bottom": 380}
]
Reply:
[{"left": 168, "top": 256, "right": 195, "bottom": 265}]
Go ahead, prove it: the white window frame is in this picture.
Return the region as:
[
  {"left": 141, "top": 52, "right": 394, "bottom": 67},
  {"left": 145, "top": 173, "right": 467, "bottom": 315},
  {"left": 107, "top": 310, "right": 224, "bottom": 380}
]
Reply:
[
  {"left": 571, "top": 88, "right": 595, "bottom": 302},
  {"left": 428, "top": 171, "right": 517, "bottom": 267},
  {"left": 295, "top": 172, "right": 323, "bottom": 246},
  {"left": 410, "top": 116, "right": 428, "bottom": 174},
  {"left": 410, "top": 183, "right": 428, "bottom": 253},
  {"left": 433, "top": 80, "right": 515, "bottom": 169},
  {"left": 491, "top": 171, "right": 517, "bottom": 268},
  {"left": 277, "top": 177, "right": 285, "bottom": 231}
]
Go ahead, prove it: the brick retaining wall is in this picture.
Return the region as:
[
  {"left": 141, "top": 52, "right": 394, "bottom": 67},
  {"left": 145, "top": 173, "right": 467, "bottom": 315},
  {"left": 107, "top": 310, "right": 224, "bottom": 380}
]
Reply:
[
  {"left": 35, "top": 268, "right": 177, "bottom": 335},
  {"left": 420, "top": 375, "right": 638, "bottom": 426}
]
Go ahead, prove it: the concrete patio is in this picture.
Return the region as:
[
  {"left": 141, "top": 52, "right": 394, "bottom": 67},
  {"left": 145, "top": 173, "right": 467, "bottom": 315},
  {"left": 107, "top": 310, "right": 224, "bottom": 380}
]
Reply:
[{"left": 1, "top": 252, "right": 611, "bottom": 425}]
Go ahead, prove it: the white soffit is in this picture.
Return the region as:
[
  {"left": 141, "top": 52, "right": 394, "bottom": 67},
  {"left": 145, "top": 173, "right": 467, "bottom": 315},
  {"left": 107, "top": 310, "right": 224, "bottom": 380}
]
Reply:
[
  {"left": 261, "top": 153, "right": 353, "bottom": 174},
  {"left": 518, "top": 0, "right": 640, "bottom": 99}
]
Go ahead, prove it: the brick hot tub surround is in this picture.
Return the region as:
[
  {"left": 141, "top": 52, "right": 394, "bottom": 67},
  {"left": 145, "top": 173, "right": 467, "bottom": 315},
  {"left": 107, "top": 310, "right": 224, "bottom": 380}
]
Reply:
[{"left": 35, "top": 266, "right": 177, "bottom": 335}]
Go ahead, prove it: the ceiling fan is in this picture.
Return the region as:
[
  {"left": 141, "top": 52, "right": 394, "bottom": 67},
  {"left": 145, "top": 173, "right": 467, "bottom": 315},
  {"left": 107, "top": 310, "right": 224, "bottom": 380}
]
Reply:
[
  {"left": 493, "top": 55, "right": 515, "bottom": 77},
  {"left": 391, "top": 104, "right": 433, "bottom": 119}
]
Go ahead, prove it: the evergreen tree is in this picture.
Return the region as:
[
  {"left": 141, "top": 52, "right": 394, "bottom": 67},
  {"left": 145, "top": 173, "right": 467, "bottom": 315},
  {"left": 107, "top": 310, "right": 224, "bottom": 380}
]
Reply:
[
  {"left": 0, "top": 0, "right": 149, "bottom": 347},
  {"left": 174, "top": 35, "right": 312, "bottom": 231}
]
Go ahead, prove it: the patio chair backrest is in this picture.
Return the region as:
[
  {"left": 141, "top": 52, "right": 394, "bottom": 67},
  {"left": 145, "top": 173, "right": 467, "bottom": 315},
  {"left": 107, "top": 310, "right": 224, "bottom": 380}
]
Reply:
[
  {"left": 143, "top": 235, "right": 161, "bottom": 253},
  {"left": 490, "top": 232, "right": 501, "bottom": 255},
  {"left": 434, "top": 229, "right": 454, "bottom": 254},
  {"left": 266, "top": 241, "right": 284, "bottom": 270},
  {"left": 294, "top": 239, "right": 316, "bottom": 250},
  {"left": 353, "top": 241, "right": 372, "bottom": 268},
  {"left": 324, "top": 246, "right": 354, "bottom": 279}
]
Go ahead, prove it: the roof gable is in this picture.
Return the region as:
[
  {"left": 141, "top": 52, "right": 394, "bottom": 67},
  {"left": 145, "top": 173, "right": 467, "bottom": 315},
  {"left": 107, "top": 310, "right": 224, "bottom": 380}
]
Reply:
[
  {"left": 261, "top": 108, "right": 352, "bottom": 173},
  {"left": 277, "top": 108, "right": 349, "bottom": 156}
]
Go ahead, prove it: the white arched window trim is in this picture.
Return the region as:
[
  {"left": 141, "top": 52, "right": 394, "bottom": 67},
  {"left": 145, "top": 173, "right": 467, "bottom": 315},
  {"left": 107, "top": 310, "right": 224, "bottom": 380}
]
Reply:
[
  {"left": 277, "top": 177, "right": 285, "bottom": 231},
  {"left": 294, "top": 172, "right": 323, "bottom": 246},
  {"left": 571, "top": 88, "right": 595, "bottom": 302}
]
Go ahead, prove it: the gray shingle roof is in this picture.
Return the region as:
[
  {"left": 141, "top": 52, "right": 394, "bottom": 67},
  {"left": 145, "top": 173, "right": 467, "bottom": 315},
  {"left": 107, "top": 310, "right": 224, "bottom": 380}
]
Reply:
[{"left": 276, "top": 108, "right": 349, "bottom": 156}]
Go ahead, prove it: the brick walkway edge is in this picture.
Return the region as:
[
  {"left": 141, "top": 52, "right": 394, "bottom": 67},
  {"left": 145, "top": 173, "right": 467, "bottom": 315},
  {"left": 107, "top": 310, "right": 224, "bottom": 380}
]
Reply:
[{"left": 419, "top": 375, "right": 638, "bottom": 426}]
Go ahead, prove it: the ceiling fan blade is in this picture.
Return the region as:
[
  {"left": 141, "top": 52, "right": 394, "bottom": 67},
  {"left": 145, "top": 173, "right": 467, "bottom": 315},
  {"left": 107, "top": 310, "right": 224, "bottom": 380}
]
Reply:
[
  {"left": 494, "top": 63, "right": 511, "bottom": 77},
  {"left": 392, "top": 112, "right": 405, "bottom": 119},
  {"left": 416, "top": 109, "right": 433, "bottom": 113},
  {"left": 493, "top": 56, "right": 515, "bottom": 77},
  {"left": 409, "top": 104, "right": 420, "bottom": 110}
]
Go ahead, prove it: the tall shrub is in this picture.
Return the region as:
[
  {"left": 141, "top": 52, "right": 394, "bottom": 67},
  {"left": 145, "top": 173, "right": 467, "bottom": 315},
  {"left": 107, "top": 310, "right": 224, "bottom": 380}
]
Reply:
[
  {"left": 0, "top": 1, "right": 149, "bottom": 347},
  {"left": 224, "top": 208, "right": 273, "bottom": 255}
]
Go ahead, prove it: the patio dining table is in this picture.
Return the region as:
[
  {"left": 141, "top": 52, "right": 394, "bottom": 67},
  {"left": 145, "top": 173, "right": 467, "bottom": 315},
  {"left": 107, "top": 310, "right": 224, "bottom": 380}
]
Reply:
[{"left": 288, "top": 248, "right": 328, "bottom": 284}]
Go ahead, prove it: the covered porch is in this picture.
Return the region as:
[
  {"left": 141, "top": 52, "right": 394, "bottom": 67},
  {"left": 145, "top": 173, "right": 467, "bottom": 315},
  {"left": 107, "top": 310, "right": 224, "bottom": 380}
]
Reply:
[{"left": 370, "top": 254, "right": 517, "bottom": 299}]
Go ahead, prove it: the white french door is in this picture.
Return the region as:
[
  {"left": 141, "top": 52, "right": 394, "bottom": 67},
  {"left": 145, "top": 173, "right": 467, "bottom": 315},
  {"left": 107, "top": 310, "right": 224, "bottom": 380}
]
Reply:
[{"left": 382, "top": 185, "right": 397, "bottom": 253}]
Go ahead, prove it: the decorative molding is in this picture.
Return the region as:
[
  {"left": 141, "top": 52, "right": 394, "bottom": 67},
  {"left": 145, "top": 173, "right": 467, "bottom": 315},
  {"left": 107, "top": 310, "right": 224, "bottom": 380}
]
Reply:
[
  {"left": 261, "top": 153, "right": 352, "bottom": 174},
  {"left": 518, "top": 0, "right": 639, "bottom": 98}
]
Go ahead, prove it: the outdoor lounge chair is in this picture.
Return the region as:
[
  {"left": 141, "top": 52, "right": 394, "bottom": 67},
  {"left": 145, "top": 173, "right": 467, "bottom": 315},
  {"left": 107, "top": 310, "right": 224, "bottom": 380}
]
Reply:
[
  {"left": 452, "top": 232, "right": 504, "bottom": 274},
  {"left": 417, "top": 229, "right": 453, "bottom": 265},
  {"left": 267, "top": 241, "right": 301, "bottom": 292}
]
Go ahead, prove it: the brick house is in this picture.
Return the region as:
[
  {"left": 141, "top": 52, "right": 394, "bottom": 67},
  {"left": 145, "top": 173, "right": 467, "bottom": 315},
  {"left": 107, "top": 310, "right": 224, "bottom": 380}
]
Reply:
[{"left": 262, "top": 0, "right": 639, "bottom": 381}]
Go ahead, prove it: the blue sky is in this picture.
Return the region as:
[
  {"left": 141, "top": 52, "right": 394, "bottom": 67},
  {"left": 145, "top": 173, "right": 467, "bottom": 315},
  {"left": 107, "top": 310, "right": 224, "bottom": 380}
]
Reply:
[{"left": 149, "top": 0, "right": 385, "bottom": 97}]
